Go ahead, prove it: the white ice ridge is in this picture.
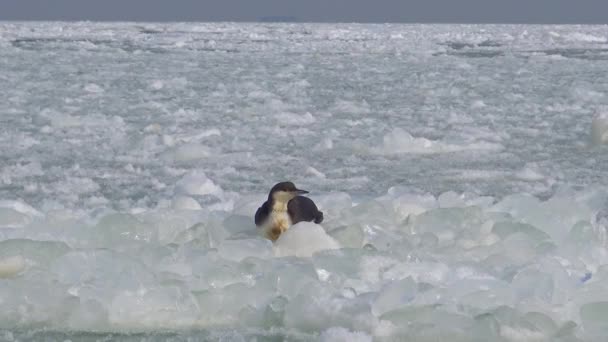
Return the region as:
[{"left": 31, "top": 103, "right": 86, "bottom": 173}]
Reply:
[
  {"left": 0, "top": 185, "right": 607, "bottom": 340},
  {"left": 372, "top": 128, "right": 503, "bottom": 155}
]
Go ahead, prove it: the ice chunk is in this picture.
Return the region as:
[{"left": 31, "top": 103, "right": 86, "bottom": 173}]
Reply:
[
  {"left": 0, "top": 239, "right": 71, "bottom": 267},
  {"left": 520, "top": 312, "right": 559, "bottom": 338},
  {"left": 374, "top": 127, "right": 501, "bottom": 155},
  {"left": 171, "top": 196, "right": 202, "bottom": 210},
  {"left": 49, "top": 249, "right": 156, "bottom": 291},
  {"left": 343, "top": 200, "right": 397, "bottom": 227},
  {"left": 416, "top": 232, "right": 439, "bottom": 248},
  {"left": 565, "top": 32, "right": 607, "bottom": 43},
  {"left": 314, "top": 137, "right": 334, "bottom": 150},
  {"left": 0, "top": 198, "right": 41, "bottom": 229},
  {"left": 172, "top": 222, "right": 220, "bottom": 247},
  {"left": 459, "top": 287, "right": 516, "bottom": 312},
  {"left": 270, "top": 258, "right": 319, "bottom": 299},
  {"left": 194, "top": 281, "right": 275, "bottom": 327},
  {"left": 84, "top": 83, "right": 104, "bottom": 93},
  {"left": 218, "top": 238, "right": 273, "bottom": 262},
  {"left": 231, "top": 193, "right": 266, "bottom": 217},
  {"left": 511, "top": 268, "right": 554, "bottom": 302},
  {"left": 438, "top": 191, "right": 467, "bottom": 208},
  {"left": 503, "top": 232, "right": 539, "bottom": 264},
  {"left": 0, "top": 200, "right": 43, "bottom": 218},
  {"left": 442, "top": 192, "right": 494, "bottom": 209},
  {"left": 144, "top": 123, "right": 163, "bottom": 133},
  {"left": 491, "top": 221, "right": 550, "bottom": 242},
  {"left": 499, "top": 324, "right": 549, "bottom": 341},
  {"left": 92, "top": 213, "right": 152, "bottom": 248},
  {"left": 391, "top": 193, "right": 436, "bottom": 221},
  {"left": 319, "top": 327, "right": 372, "bottom": 342},
  {"left": 490, "top": 193, "right": 540, "bottom": 216},
  {"left": 168, "top": 143, "right": 211, "bottom": 163},
  {"left": 138, "top": 210, "right": 206, "bottom": 244},
  {"left": 408, "top": 206, "right": 485, "bottom": 246},
  {"left": 492, "top": 193, "right": 591, "bottom": 242},
  {"left": 0, "top": 255, "right": 25, "bottom": 278},
  {"left": 66, "top": 299, "right": 109, "bottom": 331},
  {"left": 274, "top": 222, "right": 340, "bottom": 258},
  {"left": 150, "top": 80, "right": 164, "bottom": 90},
  {"left": 313, "top": 249, "right": 368, "bottom": 286},
  {"left": 222, "top": 214, "right": 255, "bottom": 237},
  {"left": 284, "top": 283, "right": 374, "bottom": 333},
  {"left": 313, "top": 192, "right": 352, "bottom": 220},
  {"left": 376, "top": 128, "right": 444, "bottom": 154},
  {"left": 306, "top": 166, "right": 326, "bottom": 178},
  {"left": 564, "top": 220, "right": 604, "bottom": 256},
  {"left": 581, "top": 302, "right": 608, "bottom": 338},
  {"left": 0, "top": 277, "right": 76, "bottom": 328},
  {"left": 157, "top": 258, "right": 193, "bottom": 278},
  {"left": 175, "top": 171, "right": 223, "bottom": 196},
  {"left": 379, "top": 305, "right": 475, "bottom": 340},
  {"left": 383, "top": 261, "right": 449, "bottom": 286},
  {"left": 329, "top": 224, "right": 365, "bottom": 248},
  {"left": 553, "top": 261, "right": 586, "bottom": 288},
  {"left": 109, "top": 285, "right": 199, "bottom": 329},
  {"left": 360, "top": 224, "right": 406, "bottom": 252},
  {"left": 187, "top": 252, "right": 251, "bottom": 291},
  {"left": 515, "top": 163, "right": 545, "bottom": 181},
  {"left": 261, "top": 295, "right": 289, "bottom": 328},
  {"left": 372, "top": 277, "right": 417, "bottom": 316},
  {"left": 208, "top": 222, "right": 231, "bottom": 248},
  {"left": 275, "top": 111, "right": 316, "bottom": 125},
  {"left": 0, "top": 208, "right": 31, "bottom": 228}
]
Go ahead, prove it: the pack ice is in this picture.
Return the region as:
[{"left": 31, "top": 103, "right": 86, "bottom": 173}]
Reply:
[{"left": 2, "top": 21, "right": 608, "bottom": 341}]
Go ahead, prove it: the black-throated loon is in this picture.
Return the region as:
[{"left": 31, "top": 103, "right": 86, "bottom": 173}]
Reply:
[{"left": 255, "top": 181, "right": 324, "bottom": 241}]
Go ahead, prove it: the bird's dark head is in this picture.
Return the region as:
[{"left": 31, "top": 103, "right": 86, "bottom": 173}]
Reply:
[{"left": 268, "top": 181, "right": 309, "bottom": 202}]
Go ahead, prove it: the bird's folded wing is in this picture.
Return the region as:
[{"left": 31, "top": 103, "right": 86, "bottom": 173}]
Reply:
[
  {"left": 288, "top": 196, "right": 322, "bottom": 224},
  {"left": 254, "top": 201, "right": 269, "bottom": 226}
]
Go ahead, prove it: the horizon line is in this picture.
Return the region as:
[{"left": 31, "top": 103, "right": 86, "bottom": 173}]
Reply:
[{"left": 1, "top": 19, "right": 608, "bottom": 25}]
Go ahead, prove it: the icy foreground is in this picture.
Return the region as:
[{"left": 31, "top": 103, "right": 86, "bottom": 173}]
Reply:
[
  {"left": 1, "top": 185, "right": 608, "bottom": 341},
  {"left": 1, "top": 22, "right": 608, "bottom": 340}
]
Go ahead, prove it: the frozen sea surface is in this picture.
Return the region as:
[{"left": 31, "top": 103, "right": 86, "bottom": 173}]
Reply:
[{"left": 1, "top": 22, "right": 608, "bottom": 341}]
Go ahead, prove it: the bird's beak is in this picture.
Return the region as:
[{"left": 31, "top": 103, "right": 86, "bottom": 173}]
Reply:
[{"left": 295, "top": 189, "right": 309, "bottom": 195}]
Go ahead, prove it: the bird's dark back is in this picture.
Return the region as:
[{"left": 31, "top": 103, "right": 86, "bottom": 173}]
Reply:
[
  {"left": 288, "top": 196, "right": 323, "bottom": 224},
  {"left": 254, "top": 201, "right": 270, "bottom": 226}
]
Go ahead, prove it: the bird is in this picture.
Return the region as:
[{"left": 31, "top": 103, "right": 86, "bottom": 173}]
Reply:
[{"left": 255, "top": 181, "right": 323, "bottom": 241}]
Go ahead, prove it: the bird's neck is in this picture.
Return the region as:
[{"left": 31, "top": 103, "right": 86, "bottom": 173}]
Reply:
[
  {"left": 271, "top": 199, "right": 289, "bottom": 212},
  {"left": 270, "top": 192, "right": 294, "bottom": 212}
]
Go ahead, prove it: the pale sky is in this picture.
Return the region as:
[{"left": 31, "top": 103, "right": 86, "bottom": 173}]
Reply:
[{"left": 1, "top": 0, "right": 608, "bottom": 23}]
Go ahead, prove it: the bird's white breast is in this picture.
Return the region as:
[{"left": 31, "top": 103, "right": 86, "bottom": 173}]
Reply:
[{"left": 262, "top": 200, "right": 292, "bottom": 241}]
